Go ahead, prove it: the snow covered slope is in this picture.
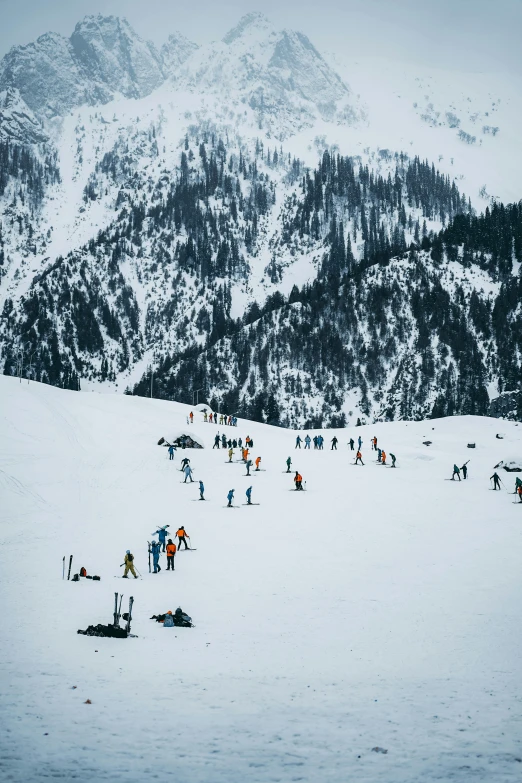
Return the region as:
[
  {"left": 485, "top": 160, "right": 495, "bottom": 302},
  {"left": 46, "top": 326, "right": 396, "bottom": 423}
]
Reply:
[{"left": 1, "top": 376, "right": 521, "bottom": 781}]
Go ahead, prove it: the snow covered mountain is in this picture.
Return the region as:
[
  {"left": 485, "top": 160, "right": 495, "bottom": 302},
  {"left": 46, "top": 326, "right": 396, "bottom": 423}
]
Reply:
[{"left": 0, "top": 13, "right": 521, "bottom": 426}]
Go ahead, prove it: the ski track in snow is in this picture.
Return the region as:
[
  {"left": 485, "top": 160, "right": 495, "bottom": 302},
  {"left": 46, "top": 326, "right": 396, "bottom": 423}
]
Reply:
[{"left": 0, "top": 375, "right": 521, "bottom": 782}]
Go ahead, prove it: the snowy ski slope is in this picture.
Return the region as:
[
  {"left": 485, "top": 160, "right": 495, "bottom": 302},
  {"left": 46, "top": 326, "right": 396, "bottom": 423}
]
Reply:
[{"left": 0, "top": 376, "right": 521, "bottom": 782}]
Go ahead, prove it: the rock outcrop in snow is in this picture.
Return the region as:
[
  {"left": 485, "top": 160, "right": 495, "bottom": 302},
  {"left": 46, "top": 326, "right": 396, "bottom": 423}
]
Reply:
[{"left": 0, "top": 87, "right": 48, "bottom": 143}]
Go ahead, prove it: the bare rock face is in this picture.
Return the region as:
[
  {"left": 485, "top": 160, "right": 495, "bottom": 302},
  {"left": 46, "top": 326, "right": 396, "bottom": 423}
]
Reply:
[
  {"left": 161, "top": 33, "right": 199, "bottom": 75},
  {"left": 0, "top": 87, "right": 48, "bottom": 143},
  {"left": 70, "top": 15, "right": 164, "bottom": 99}
]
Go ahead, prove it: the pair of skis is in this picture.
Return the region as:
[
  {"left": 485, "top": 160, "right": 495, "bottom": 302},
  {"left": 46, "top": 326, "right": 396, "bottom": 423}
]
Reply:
[
  {"left": 113, "top": 592, "right": 134, "bottom": 633},
  {"left": 63, "top": 555, "right": 73, "bottom": 580}
]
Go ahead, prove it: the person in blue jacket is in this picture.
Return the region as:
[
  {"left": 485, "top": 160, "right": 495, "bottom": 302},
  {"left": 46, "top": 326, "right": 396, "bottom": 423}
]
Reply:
[
  {"left": 246, "top": 486, "right": 253, "bottom": 505},
  {"left": 358, "top": 435, "right": 362, "bottom": 449},
  {"left": 149, "top": 540, "right": 162, "bottom": 573},
  {"left": 152, "top": 526, "right": 168, "bottom": 552},
  {"left": 168, "top": 445, "right": 176, "bottom": 460},
  {"left": 199, "top": 480, "right": 205, "bottom": 500},
  {"left": 227, "top": 489, "right": 235, "bottom": 508},
  {"left": 183, "top": 464, "right": 194, "bottom": 483}
]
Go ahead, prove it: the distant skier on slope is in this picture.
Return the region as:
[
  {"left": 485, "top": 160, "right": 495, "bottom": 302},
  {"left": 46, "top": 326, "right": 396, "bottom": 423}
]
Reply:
[
  {"left": 515, "top": 477, "right": 522, "bottom": 494},
  {"left": 246, "top": 486, "right": 253, "bottom": 505},
  {"left": 255, "top": 456, "right": 261, "bottom": 471},
  {"left": 349, "top": 438, "right": 355, "bottom": 451},
  {"left": 245, "top": 459, "right": 252, "bottom": 476},
  {"left": 372, "top": 436, "right": 377, "bottom": 451},
  {"left": 199, "top": 480, "right": 205, "bottom": 500},
  {"left": 166, "top": 539, "right": 176, "bottom": 570},
  {"left": 213, "top": 434, "right": 220, "bottom": 449},
  {"left": 517, "top": 486, "right": 522, "bottom": 503},
  {"left": 176, "top": 526, "right": 189, "bottom": 550},
  {"left": 390, "top": 453, "right": 397, "bottom": 468},
  {"left": 331, "top": 436, "right": 338, "bottom": 450},
  {"left": 122, "top": 550, "right": 138, "bottom": 579},
  {"left": 358, "top": 436, "right": 362, "bottom": 450},
  {"left": 304, "top": 435, "right": 311, "bottom": 449},
  {"left": 227, "top": 489, "right": 235, "bottom": 508},
  {"left": 152, "top": 526, "right": 168, "bottom": 552},
  {"left": 294, "top": 471, "right": 303, "bottom": 490},
  {"left": 180, "top": 457, "right": 190, "bottom": 472},
  {"left": 451, "top": 464, "right": 461, "bottom": 481},
  {"left": 295, "top": 435, "right": 302, "bottom": 449},
  {"left": 355, "top": 450, "right": 364, "bottom": 466},
  {"left": 183, "top": 464, "right": 194, "bottom": 483},
  {"left": 460, "top": 462, "right": 469, "bottom": 479},
  {"left": 286, "top": 457, "right": 292, "bottom": 473},
  {"left": 490, "top": 472, "right": 501, "bottom": 490},
  {"left": 381, "top": 450, "right": 387, "bottom": 466},
  {"left": 150, "top": 540, "right": 162, "bottom": 574},
  {"left": 168, "top": 445, "right": 176, "bottom": 460}
]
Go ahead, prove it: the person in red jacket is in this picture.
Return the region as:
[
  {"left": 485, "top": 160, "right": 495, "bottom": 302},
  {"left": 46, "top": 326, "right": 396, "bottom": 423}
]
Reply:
[
  {"left": 355, "top": 450, "right": 364, "bottom": 465},
  {"left": 294, "top": 471, "right": 303, "bottom": 490}
]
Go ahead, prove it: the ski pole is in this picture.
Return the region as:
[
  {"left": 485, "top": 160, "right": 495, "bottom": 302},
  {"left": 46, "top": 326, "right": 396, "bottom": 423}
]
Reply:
[
  {"left": 135, "top": 567, "right": 142, "bottom": 578},
  {"left": 62, "top": 556, "right": 65, "bottom": 580}
]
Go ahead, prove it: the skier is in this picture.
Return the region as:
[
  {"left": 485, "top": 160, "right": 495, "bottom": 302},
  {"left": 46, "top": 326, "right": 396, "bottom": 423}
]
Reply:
[
  {"left": 183, "top": 464, "right": 194, "bottom": 483},
  {"left": 377, "top": 448, "right": 382, "bottom": 463},
  {"left": 460, "top": 462, "right": 469, "bottom": 479},
  {"left": 246, "top": 486, "right": 253, "bottom": 505},
  {"left": 355, "top": 450, "right": 364, "bottom": 466},
  {"left": 313, "top": 436, "right": 318, "bottom": 449},
  {"left": 204, "top": 411, "right": 208, "bottom": 422},
  {"left": 245, "top": 459, "right": 252, "bottom": 476},
  {"left": 331, "top": 436, "right": 338, "bottom": 450},
  {"left": 150, "top": 540, "right": 162, "bottom": 574},
  {"left": 349, "top": 438, "right": 355, "bottom": 451},
  {"left": 318, "top": 435, "right": 324, "bottom": 450},
  {"left": 209, "top": 413, "right": 213, "bottom": 424},
  {"left": 228, "top": 447, "right": 234, "bottom": 463},
  {"left": 238, "top": 437, "right": 243, "bottom": 448},
  {"left": 286, "top": 456, "right": 292, "bottom": 473},
  {"left": 189, "top": 411, "right": 194, "bottom": 424},
  {"left": 176, "top": 526, "right": 189, "bottom": 550},
  {"left": 304, "top": 435, "right": 311, "bottom": 449},
  {"left": 221, "top": 433, "right": 227, "bottom": 448},
  {"left": 517, "top": 486, "right": 522, "bottom": 503},
  {"left": 168, "top": 445, "right": 176, "bottom": 461},
  {"left": 199, "top": 480, "right": 205, "bottom": 500},
  {"left": 295, "top": 435, "right": 302, "bottom": 449},
  {"left": 255, "top": 456, "right": 261, "bottom": 471},
  {"left": 358, "top": 436, "right": 362, "bottom": 450},
  {"left": 381, "top": 450, "right": 387, "bottom": 466},
  {"left": 294, "top": 471, "right": 303, "bottom": 491},
  {"left": 451, "top": 464, "right": 461, "bottom": 481},
  {"left": 122, "top": 550, "right": 138, "bottom": 579},
  {"left": 227, "top": 489, "right": 235, "bottom": 508},
  {"left": 490, "top": 472, "right": 501, "bottom": 490},
  {"left": 515, "top": 477, "right": 522, "bottom": 494},
  {"left": 180, "top": 456, "right": 190, "bottom": 471},
  {"left": 166, "top": 539, "right": 176, "bottom": 570},
  {"left": 213, "top": 434, "right": 220, "bottom": 449},
  {"left": 152, "top": 526, "right": 168, "bottom": 552},
  {"left": 390, "top": 453, "right": 396, "bottom": 468},
  {"left": 372, "top": 436, "right": 377, "bottom": 451},
  {"left": 232, "top": 439, "right": 237, "bottom": 449}
]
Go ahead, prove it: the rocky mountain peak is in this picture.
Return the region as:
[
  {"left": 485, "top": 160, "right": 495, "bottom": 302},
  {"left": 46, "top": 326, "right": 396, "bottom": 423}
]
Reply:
[
  {"left": 0, "top": 87, "right": 48, "bottom": 143},
  {"left": 161, "top": 32, "right": 199, "bottom": 75},
  {"left": 222, "top": 12, "right": 275, "bottom": 45}
]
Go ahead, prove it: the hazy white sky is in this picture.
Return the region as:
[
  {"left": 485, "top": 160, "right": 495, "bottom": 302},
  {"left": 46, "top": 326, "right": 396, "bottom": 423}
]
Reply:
[{"left": 0, "top": 0, "right": 521, "bottom": 74}]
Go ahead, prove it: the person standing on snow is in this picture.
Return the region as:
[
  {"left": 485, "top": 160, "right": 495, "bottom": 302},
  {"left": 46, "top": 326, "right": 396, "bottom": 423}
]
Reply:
[
  {"left": 295, "top": 435, "right": 302, "bottom": 449},
  {"left": 451, "top": 464, "right": 461, "bottom": 481},
  {"left": 166, "top": 539, "right": 176, "bottom": 570},
  {"left": 286, "top": 456, "right": 292, "bottom": 473},
  {"left": 122, "top": 550, "right": 138, "bottom": 579},
  {"left": 213, "top": 434, "right": 220, "bottom": 449},
  {"left": 189, "top": 412, "right": 194, "bottom": 424},
  {"left": 150, "top": 540, "right": 162, "bottom": 573},
  {"left": 183, "top": 464, "right": 194, "bottom": 483},
  {"left": 381, "top": 449, "right": 387, "bottom": 465},
  {"left": 176, "top": 526, "right": 189, "bottom": 550},
  {"left": 358, "top": 436, "right": 362, "bottom": 450},
  {"left": 255, "top": 456, "right": 261, "bottom": 471},
  {"left": 349, "top": 438, "right": 355, "bottom": 451},
  {"left": 245, "top": 459, "right": 252, "bottom": 476},
  {"left": 377, "top": 448, "right": 382, "bottom": 463},
  {"left": 331, "top": 436, "right": 338, "bottom": 450},
  {"left": 152, "top": 526, "right": 168, "bottom": 552},
  {"left": 246, "top": 486, "right": 253, "bottom": 505},
  {"left": 304, "top": 435, "right": 311, "bottom": 449},
  {"left": 355, "top": 450, "right": 364, "bottom": 466},
  {"left": 460, "top": 462, "right": 469, "bottom": 479},
  {"left": 517, "top": 485, "right": 522, "bottom": 503},
  {"left": 294, "top": 471, "right": 303, "bottom": 490},
  {"left": 168, "top": 445, "right": 176, "bottom": 461},
  {"left": 490, "top": 472, "right": 501, "bottom": 490},
  {"left": 199, "top": 480, "right": 205, "bottom": 500},
  {"left": 228, "top": 447, "right": 234, "bottom": 463},
  {"left": 227, "top": 489, "right": 235, "bottom": 508},
  {"left": 390, "top": 453, "right": 397, "bottom": 468}
]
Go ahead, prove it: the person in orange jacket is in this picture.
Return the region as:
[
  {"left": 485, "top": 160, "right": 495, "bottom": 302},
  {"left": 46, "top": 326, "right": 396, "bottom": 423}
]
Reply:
[
  {"left": 176, "top": 526, "right": 189, "bottom": 550},
  {"left": 166, "top": 539, "right": 177, "bottom": 570},
  {"left": 294, "top": 471, "right": 303, "bottom": 490},
  {"left": 381, "top": 450, "right": 387, "bottom": 465},
  {"left": 189, "top": 411, "right": 194, "bottom": 424},
  {"left": 255, "top": 456, "right": 261, "bottom": 471},
  {"left": 372, "top": 436, "right": 377, "bottom": 451},
  {"left": 517, "top": 485, "right": 522, "bottom": 503},
  {"left": 355, "top": 450, "right": 364, "bottom": 465},
  {"left": 243, "top": 448, "right": 249, "bottom": 463}
]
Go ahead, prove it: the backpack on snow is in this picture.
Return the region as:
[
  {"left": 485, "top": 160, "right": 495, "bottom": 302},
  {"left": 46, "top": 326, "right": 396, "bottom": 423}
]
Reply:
[{"left": 79, "top": 567, "right": 87, "bottom": 577}]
